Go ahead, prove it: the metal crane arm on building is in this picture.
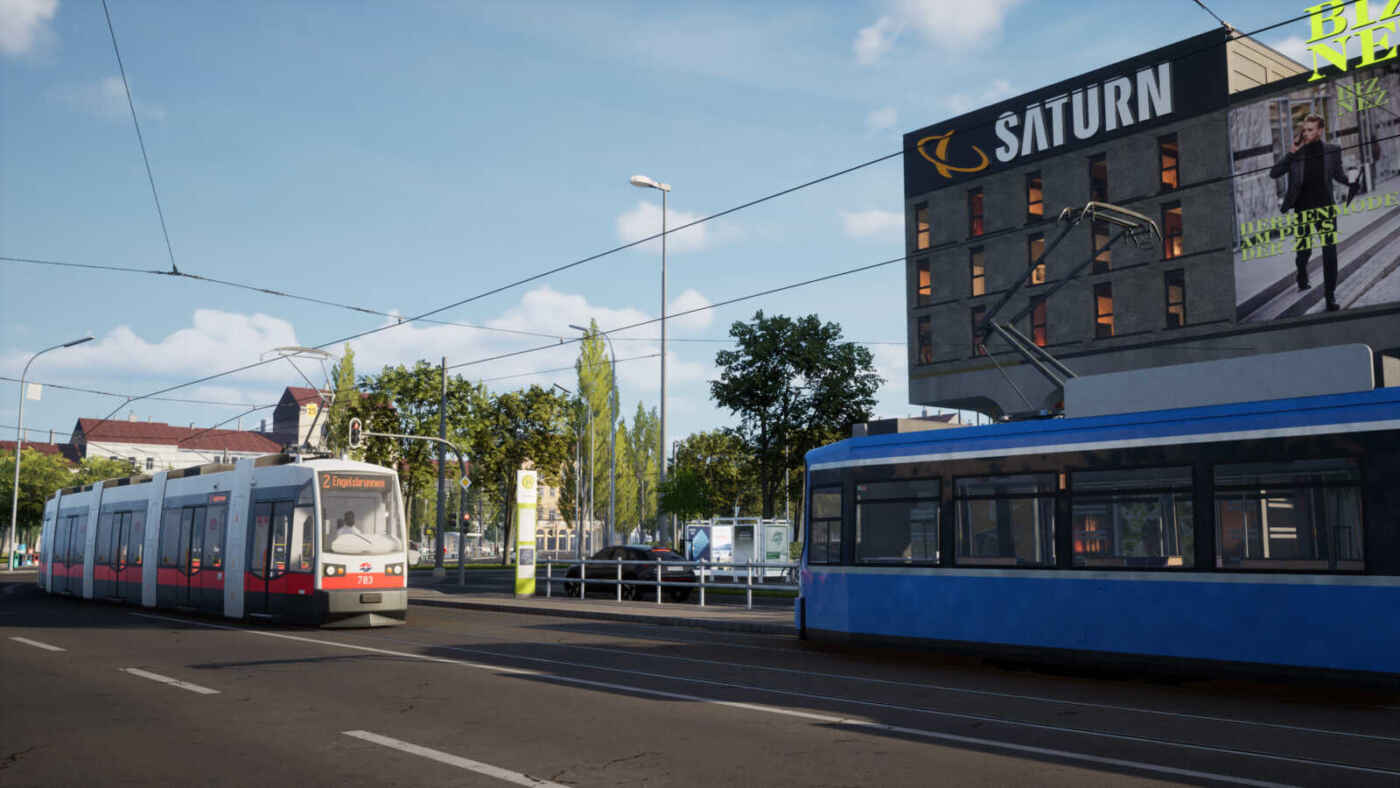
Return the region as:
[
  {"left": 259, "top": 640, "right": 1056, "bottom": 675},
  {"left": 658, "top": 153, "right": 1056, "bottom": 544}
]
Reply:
[{"left": 976, "top": 201, "right": 1162, "bottom": 410}]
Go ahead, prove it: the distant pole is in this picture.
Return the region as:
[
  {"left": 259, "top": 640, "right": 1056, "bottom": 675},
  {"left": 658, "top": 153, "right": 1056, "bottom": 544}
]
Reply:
[
  {"left": 8, "top": 335, "right": 93, "bottom": 572},
  {"left": 434, "top": 356, "right": 447, "bottom": 580}
]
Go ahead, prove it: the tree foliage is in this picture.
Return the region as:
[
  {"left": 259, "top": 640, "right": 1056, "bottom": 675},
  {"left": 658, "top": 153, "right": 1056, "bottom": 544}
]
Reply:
[
  {"left": 325, "top": 343, "right": 359, "bottom": 457},
  {"left": 710, "top": 311, "right": 882, "bottom": 517},
  {"left": 624, "top": 402, "right": 659, "bottom": 538},
  {"left": 657, "top": 467, "right": 708, "bottom": 525},
  {"left": 0, "top": 449, "right": 74, "bottom": 552},
  {"left": 671, "top": 429, "right": 760, "bottom": 518}
]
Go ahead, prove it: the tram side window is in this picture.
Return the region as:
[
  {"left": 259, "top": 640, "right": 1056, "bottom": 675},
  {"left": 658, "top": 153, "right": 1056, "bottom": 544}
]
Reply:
[
  {"left": 856, "top": 479, "right": 940, "bottom": 564},
  {"left": 160, "top": 510, "right": 183, "bottom": 568},
  {"left": 808, "top": 487, "right": 843, "bottom": 565},
  {"left": 95, "top": 513, "right": 114, "bottom": 565},
  {"left": 54, "top": 517, "right": 69, "bottom": 563},
  {"left": 288, "top": 506, "right": 315, "bottom": 573},
  {"left": 204, "top": 507, "right": 225, "bottom": 569},
  {"left": 250, "top": 503, "right": 271, "bottom": 578},
  {"left": 72, "top": 516, "right": 88, "bottom": 564},
  {"left": 955, "top": 474, "right": 1056, "bottom": 567},
  {"left": 1214, "top": 458, "right": 1363, "bottom": 571},
  {"left": 128, "top": 511, "right": 145, "bottom": 566},
  {"left": 1071, "top": 467, "right": 1193, "bottom": 568},
  {"left": 271, "top": 502, "right": 292, "bottom": 575}
]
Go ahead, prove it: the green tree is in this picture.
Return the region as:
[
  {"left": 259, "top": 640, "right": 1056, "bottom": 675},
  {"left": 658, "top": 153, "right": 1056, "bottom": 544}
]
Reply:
[
  {"left": 623, "top": 402, "right": 660, "bottom": 539},
  {"left": 657, "top": 467, "right": 708, "bottom": 525},
  {"left": 0, "top": 449, "right": 76, "bottom": 557},
  {"left": 467, "top": 386, "right": 571, "bottom": 565},
  {"left": 325, "top": 343, "right": 359, "bottom": 457},
  {"left": 711, "top": 311, "right": 882, "bottom": 517},
  {"left": 77, "top": 456, "right": 139, "bottom": 485},
  {"left": 611, "top": 420, "right": 639, "bottom": 536},
  {"left": 574, "top": 321, "right": 619, "bottom": 534},
  {"left": 672, "top": 429, "right": 760, "bottom": 518}
]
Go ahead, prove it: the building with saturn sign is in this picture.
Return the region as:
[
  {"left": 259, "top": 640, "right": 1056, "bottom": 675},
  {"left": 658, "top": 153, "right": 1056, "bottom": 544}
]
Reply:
[{"left": 904, "top": 28, "right": 1400, "bottom": 419}]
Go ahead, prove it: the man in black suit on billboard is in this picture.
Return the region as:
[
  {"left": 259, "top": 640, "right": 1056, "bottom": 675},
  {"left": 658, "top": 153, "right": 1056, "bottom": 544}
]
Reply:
[{"left": 1269, "top": 113, "right": 1356, "bottom": 311}]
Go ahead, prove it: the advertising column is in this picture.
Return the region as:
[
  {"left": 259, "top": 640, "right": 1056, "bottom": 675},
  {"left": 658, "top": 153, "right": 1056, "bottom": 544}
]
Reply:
[{"left": 514, "top": 469, "right": 537, "bottom": 599}]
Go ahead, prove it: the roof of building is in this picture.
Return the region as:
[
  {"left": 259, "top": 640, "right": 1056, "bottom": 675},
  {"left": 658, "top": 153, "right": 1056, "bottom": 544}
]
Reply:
[
  {"left": 0, "top": 440, "right": 83, "bottom": 464},
  {"left": 74, "top": 419, "right": 283, "bottom": 453},
  {"left": 282, "top": 387, "right": 329, "bottom": 406}
]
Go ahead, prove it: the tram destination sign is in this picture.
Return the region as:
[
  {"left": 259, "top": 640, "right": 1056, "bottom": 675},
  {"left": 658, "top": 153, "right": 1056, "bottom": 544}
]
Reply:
[{"left": 320, "top": 473, "right": 390, "bottom": 492}]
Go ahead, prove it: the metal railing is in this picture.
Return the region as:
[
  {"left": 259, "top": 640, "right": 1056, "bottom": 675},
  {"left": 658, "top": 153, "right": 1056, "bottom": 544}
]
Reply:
[{"left": 541, "top": 557, "right": 799, "bottom": 610}]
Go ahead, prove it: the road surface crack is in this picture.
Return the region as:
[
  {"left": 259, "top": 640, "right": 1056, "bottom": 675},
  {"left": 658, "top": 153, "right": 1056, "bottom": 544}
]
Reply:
[{"left": 0, "top": 746, "right": 39, "bottom": 771}]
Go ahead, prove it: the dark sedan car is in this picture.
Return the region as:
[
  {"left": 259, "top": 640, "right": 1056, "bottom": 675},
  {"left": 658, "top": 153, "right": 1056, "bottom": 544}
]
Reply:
[{"left": 564, "top": 545, "right": 695, "bottom": 601}]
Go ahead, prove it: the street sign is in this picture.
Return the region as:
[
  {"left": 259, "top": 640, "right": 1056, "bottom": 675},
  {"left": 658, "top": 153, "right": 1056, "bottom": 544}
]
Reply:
[{"left": 25, "top": 383, "right": 41, "bottom": 401}]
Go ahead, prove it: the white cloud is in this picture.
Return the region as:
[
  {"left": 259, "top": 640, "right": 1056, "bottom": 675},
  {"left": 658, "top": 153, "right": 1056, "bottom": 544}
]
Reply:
[
  {"left": 853, "top": 16, "right": 900, "bottom": 65},
  {"left": 668, "top": 288, "right": 714, "bottom": 331},
  {"left": 50, "top": 75, "right": 167, "bottom": 122},
  {"left": 1269, "top": 35, "right": 1309, "bottom": 67},
  {"left": 616, "top": 201, "right": 721, "bottom": 254},
  {"left": 855, "top": 0, "right": 1022, "bottom": 63},
  {"left": 839, "top": 209, "right": 902, "bottom": 239},
  {"left": 0, "top": 0, "right": 57, "bottom": 57},
  {"left": 866, "top": 105, "right": 898, "bottom": 132},
  {"left": 943, "top": 78, "right": 1014, "bottom": 115}
]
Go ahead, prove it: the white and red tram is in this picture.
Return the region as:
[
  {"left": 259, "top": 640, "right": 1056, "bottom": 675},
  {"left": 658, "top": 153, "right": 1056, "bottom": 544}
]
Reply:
[{"left": 37, "top": 454, "right": 408, "bottom": 627}]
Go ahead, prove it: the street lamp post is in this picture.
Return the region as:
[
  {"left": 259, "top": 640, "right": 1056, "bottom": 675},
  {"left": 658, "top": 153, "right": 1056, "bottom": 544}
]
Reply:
[
  {"left": 8, "top": 334, "right": 94, "bottom": 572},
  {"left": 570, "top": 323, "right": 616, "bottom": 545},
  {"left": 629, "top": 174, "right": 671, "bottom": 541}
]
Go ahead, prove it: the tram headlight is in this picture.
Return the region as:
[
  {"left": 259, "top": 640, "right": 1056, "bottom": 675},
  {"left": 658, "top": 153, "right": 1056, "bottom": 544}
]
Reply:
[
  {"left": 324, "top": 564, "right": 346, "bottom": 577},
  {"left": 386, "top": 563, "right": 404, "bottom": 576}
]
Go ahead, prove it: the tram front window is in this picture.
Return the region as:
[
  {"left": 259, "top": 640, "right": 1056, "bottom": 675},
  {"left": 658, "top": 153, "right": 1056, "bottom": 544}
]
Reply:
[{"left": 320, "top": 473, "right": 403, "bottom": 556}]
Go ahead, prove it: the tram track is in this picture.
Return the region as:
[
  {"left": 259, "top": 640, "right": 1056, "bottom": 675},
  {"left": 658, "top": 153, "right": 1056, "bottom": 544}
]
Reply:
[{"left": 380, "top": 615, "right": 1400, "bottom": 747}]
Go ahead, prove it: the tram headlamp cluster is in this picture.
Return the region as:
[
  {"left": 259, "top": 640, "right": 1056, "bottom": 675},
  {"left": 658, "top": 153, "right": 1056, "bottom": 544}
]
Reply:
[
  {"left": 386, "top": 563, "right": 404, "bottom": 576},
  {"left": 324, "top": 564, "right": 346, "bottom": 577}
]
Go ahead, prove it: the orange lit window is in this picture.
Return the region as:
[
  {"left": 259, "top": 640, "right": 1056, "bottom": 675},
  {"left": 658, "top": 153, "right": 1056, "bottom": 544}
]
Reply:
[
  {"left": 968, "top": 188, "right": 984, "bottom": 237},
  {"left": 915, "top": 202, "right": 930, "bottom": 250},
  {"left": 1026, "top": 172, "right": 1043, "bottom": 220},
  {"left": 1163, "top": 203, "right": 1183, "bottom": 259},
  {"left": 1092, "top": 220, "right": 1111, "bottom": 273},
  {"left": 1159, "top": 134, "right": 1179, "bottom": 191},
  {"left": 916, "top": 257, "right": 931, "bottom": 305},
  {"left": 1165, "top": 269, "right": 1186, "bottom": 328},
  {"left": 916, "top": 316, "right": 933, "bottom": 364},
  {"left": 1094, "top": 282, "right": 1114, "bottom": 338},
  {"left": 1029, "top": 296, "right": 1047, "bottom": 347},
  {"left": 1027, "top": 233, "right": 1046, "bottom": 285},
  {"left": 969, "top": 247, "right": 985, "bottom": 296}
]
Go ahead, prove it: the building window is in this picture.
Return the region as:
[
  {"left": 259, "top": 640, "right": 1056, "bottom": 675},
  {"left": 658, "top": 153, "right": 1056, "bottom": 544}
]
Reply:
[
  {"left": 1029, "top": 295, "right": 1048, "bottom": 347},
  {"left": 145, "top": 457, "right": 154, "bottom": 470},
  {"left": 1027, "top": 233, "right": 1046, "bottom": 285},
  {"left": 1073, "top": 467, "right": 1194, "bottom": 568},
  {"left": 1163, "top": 202, "right": 1183, "bottom": 259},
  {"left": 968, "top": 188, "right": 984, "bottom": 237},
  {"left": 857, "top": 479, "right": 940, "bottom": 564},
  {"left": 914, "top": 202, "right": 930, "bottom": 250},
  {"left": 970, "top": 306, "right": 987, "bottom": 356},
  {"left": 916, "top": 316, "right": 933, "bottom": 364},
  {"left": 1094, "top": 282, "right": 1114, "bottom": 338},
  {"left": 1091, "top": 220, "right": 1111, "bottom": 273},
  {"left": 955, "top": 474, "right": 1057, "bottom": 567},
  {"left": 969, "top": 247, "right": 985, "bottom": 296},
  {"left": 1159, "top": 133, "right": 1179, "bottom": 191},
  {"left": 1214, "top": 458, "right": 1363, "bottom": 571},
  {"left": 1089, "top": 154, "right": 1107, "bottom": 202},
  {"left": 916, "top": 257, "right": 931, "bottom": 305},
  {"left": 1026, "top": 172, "right": 1043, "bottom": 221},
  {"left": 1165, "top": 269, "right": 1186, "bottom": 328},
  {"left": 808, "top": 487, "right": 843, "bottom": 565}
]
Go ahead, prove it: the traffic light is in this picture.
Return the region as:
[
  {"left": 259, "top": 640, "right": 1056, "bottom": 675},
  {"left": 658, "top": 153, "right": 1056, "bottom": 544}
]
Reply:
[
  {"left": 461, "top": 512, "right": 471, "bottom": 523},
  {"left": 348, "top": 417, "right": 362, "bottom": 449}
]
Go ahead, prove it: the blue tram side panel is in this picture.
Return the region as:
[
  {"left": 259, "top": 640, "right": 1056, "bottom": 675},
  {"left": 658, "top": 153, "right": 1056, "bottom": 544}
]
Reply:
[{"left": 797, "top": 387, "right": 1400, "bottom": 678}]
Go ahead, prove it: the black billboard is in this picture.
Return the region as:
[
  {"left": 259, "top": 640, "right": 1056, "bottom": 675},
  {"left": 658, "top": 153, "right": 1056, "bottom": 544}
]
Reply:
[{"left": 903, "top": 30, "right": 1230, "bottom": 197}]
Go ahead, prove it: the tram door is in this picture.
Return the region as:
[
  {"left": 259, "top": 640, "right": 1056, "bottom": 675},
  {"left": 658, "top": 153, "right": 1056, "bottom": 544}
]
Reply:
[
  {"left": 176, "top": 507, "right": 206, "bottom": 607},
  {"left": 247, "top": 502, "right": 291, "bottom": 615}
]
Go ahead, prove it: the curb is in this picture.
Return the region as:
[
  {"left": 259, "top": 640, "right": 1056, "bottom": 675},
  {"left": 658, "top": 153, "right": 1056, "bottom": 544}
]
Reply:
[{"left": 408, "top": 595, "right": 796, "bottom": 636}]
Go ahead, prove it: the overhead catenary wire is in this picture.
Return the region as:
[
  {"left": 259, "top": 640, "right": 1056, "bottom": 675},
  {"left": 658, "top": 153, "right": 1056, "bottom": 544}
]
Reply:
[
  {"left": 0, "top": 375, "right": 276, "bottom": 408},
  {"left": 38, "top": 6, "right": 1353, "bottom": 432},
  {"left": 101, "top": 0, "right": 179, "bottom": 276}
]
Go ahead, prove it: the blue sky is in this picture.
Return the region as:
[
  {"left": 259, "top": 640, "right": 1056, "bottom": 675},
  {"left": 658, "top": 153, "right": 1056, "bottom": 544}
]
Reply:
[{"left": 1, "top": 0, "right": 1305, "bottom": 447}]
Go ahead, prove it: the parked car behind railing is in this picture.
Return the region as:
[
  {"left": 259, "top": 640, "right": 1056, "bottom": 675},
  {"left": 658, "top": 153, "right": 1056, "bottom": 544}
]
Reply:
[{"left": 563, "top": 545, "right": 696, "bottom": 602}]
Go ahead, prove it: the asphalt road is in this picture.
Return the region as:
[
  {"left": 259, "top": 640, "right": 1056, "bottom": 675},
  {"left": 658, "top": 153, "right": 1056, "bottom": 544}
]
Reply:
[{"left": 4, "top": 574, "right": 1400, "bottom": 787}]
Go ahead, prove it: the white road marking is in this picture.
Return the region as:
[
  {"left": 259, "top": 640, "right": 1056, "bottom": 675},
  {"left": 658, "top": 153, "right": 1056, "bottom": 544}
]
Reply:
[
  {"left": 128, "top": 612, "right": 1367, "bottom": 784},
  {"left": 405, "top": 619, "right": 1400, "bottom": 744},
  {"left": 9, "top": 636, "right": 64, "bottom": 652},
  {"left": 121, "top": 667, "right": 220, "bottom": 695},
  {"left": 344, "top": 731, "right": 566, "bottom": 787}
]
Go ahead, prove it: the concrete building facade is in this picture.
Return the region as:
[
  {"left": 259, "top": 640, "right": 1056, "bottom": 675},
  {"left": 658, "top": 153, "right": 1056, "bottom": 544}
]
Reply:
[{"left": 904, "top": 30, "right": 1400, "bottom": 418}]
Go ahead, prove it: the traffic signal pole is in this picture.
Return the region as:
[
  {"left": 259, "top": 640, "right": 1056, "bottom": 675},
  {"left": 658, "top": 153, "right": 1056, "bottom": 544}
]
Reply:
[{"left": 348, "top": 415, "right": 469, "bottom": 582}]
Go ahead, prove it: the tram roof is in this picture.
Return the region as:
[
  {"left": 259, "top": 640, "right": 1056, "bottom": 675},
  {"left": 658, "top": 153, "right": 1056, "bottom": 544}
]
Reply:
[{"left": 806, "top": 387, "right": 1400, "bottom": 471}]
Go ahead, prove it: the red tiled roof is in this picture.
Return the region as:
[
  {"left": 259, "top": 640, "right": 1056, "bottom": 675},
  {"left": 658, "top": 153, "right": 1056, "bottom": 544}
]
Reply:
[
  {"left": 0, "top": 441, "right": 82, "bottom": 464},
  {"left": 74, "top": 419, "right": 283, "bottom": 453},
  {"left": 284, "top": 387, "right": 329, "bottom": 405}
]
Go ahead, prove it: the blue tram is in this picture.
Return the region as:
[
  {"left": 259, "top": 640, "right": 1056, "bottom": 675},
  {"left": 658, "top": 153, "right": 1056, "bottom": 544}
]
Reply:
[{"left": 798, "top": 387, "right": 1400, "bottom": 678}]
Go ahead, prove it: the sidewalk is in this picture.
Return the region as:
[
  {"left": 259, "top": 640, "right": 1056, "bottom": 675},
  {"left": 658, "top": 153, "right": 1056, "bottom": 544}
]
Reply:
[{"left": 408, "top": 583, "right": 797, "bottom": 635}]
